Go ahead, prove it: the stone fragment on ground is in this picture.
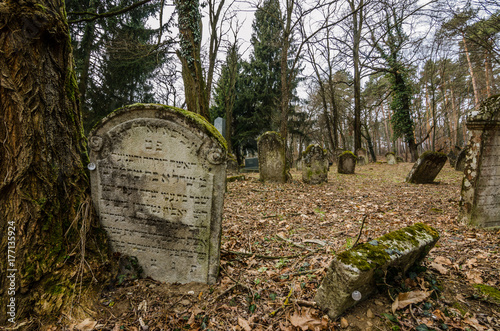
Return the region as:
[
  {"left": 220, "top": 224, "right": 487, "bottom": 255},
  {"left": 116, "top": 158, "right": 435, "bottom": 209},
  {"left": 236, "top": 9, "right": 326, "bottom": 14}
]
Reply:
[{"left": 314, "top": 223, "right": 439, "bottom": 319}]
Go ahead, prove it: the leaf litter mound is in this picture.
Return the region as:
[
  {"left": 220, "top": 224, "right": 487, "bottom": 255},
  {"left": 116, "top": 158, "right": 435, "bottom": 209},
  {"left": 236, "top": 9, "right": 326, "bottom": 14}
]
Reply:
[{"left": 59, "top": 163, "right": 500, "bottom": 330}]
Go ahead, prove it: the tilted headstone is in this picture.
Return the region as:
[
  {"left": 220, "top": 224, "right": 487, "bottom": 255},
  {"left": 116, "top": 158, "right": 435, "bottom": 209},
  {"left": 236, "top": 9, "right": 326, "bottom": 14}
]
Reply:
[
  {"left": 396, "top": 156, "right": 404, "bottom": 163},
  {"left": 455, "top": 148, "right": 467, "bottom": 172},
  {"left": 214, "top": 117, "right": 226, "bottom": 139},
  {"left": 460, "top": 96, "right": 500, "bottom": 228},
  {"left": 337, "top": 151, "right": 357, "bottom": 174},
  {"left": 386, "top": 152, "right": 397, "bottom": 165},
  {"left": 405, "top": 151, "right": 447, "bottom": 184},
  {"left": 315, "top": 223, "right": 439, "bottom": 320},
  {"left": 356, "top": 148, "right": 368, "bottom": 166},
  {"left": 88, "top": 104, "right": 227, "bottom": 284},
  {"left": 258, "top": 131, "right": 287, "bottom": 183},
  {"left": 302, "top": 144, "right": 328, "bottom": 184}
]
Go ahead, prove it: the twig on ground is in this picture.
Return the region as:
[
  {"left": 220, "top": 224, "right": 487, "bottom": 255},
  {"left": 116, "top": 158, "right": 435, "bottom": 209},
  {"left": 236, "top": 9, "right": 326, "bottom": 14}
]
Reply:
[
  {"left": 221, "top": 249, "right": 320, "bottom": 260},
  {"left": 352, "top": 214, "right": 368, "bottom": 249},
  {"left": 276, "top": 234, "right": 315, "bottom": 252}
]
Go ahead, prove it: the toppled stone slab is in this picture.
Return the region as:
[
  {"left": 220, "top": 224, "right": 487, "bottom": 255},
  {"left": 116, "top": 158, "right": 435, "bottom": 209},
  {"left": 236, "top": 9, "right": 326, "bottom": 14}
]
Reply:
[
  {"left": 314, "top": 223, "right": 439, "bottom": 320},
  {"left": 405, "top": 151, "right": 447, "bottom": 184}
]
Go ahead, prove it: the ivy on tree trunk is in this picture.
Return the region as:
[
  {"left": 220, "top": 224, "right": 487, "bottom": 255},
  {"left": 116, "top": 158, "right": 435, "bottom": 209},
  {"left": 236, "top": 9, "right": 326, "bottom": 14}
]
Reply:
[{"left": 0, "top": 0, "right": 111, "bottom": 324}]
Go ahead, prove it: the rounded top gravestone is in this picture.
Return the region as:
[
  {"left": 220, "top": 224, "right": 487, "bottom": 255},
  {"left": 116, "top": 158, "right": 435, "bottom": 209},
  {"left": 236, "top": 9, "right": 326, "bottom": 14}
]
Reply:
[{"left": 88, "top": 103, "right": 227, "bottom": 284}]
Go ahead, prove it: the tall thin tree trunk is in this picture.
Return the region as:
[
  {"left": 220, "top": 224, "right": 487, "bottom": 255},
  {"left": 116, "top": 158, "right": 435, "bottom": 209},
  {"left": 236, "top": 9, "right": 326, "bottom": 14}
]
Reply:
[
  {"left": 463, "top": 36, "right": 480, "bottom": 107},
  {"left": 0, "top": 0, "right": 110, "bottom": 324}
]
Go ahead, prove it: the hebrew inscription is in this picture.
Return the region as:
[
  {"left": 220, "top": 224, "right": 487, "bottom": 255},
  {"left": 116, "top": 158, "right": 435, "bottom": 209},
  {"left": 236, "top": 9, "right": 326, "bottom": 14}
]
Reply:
[{"left": 89, "top": 104, "right": 226, "bottom": 284}]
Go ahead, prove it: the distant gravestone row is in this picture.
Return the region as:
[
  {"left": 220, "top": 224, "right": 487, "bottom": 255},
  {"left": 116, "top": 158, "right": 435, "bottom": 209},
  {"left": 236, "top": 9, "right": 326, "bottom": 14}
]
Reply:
[
  {"left": 89, "top": 104, "right": 226, "bottom": 284},
  {"left": 460, "top": 95, "right": 500, "bottom": 228}
]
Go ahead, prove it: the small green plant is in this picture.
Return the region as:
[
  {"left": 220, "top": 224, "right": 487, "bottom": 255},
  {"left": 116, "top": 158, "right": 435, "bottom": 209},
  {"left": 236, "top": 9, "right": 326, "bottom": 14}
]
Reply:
[
  {"left": 275, "top": 258, "right": 288, "bottom": 269},
  {"left": 344, "top": 237, "right": 353, "bottom": 249},
  {"left": 254, "top": 278, "right": 261, "bottom": 285}
]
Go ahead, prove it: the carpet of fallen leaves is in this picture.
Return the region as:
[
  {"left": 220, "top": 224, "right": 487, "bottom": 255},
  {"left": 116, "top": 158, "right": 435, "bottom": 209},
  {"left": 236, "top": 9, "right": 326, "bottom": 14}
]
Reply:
[{"left": 68, "top": 162, "right": 500, "bottom": 330}]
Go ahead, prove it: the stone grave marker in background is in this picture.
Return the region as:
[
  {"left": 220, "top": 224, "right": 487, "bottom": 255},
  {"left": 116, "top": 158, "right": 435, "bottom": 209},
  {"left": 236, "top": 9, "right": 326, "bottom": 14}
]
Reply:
[
  {"left": 302, "top": 144, "right": 328, "bottom": 184},
  {"left": 88, "top": 104, "right": 227, "bottom": 284},
  {"left": 214, "top": 117, "right": 226, "bottom": 139},
  {"left": 258, "top": 131, "right": 288, "bottom": 183},
  {"left": 337, "top": 151, "right": 356, "bottom": 174},
  {"left": 356, "top": 148, "right": 368, "bottom": 165},
  {"left": 460, "top": 96, "right": 500, "bottom": 228},
  {"left": 405, "top": 151, "right": 447, "bottom": 184},
  {"left": 455, "top": 148, "right": 467, "bottom": 171},
  {"left": 242, "top": 157, "right": 259, "bottom": 172},
  {"left": 386, "top": 152, "right": 397, "bottom": 164}
]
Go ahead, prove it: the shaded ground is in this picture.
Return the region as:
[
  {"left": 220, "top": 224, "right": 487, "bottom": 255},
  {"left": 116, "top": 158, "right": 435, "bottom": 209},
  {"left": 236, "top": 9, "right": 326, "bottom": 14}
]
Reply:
[{"left": 45, "top": 162, "right": 500, "bottom": 330}]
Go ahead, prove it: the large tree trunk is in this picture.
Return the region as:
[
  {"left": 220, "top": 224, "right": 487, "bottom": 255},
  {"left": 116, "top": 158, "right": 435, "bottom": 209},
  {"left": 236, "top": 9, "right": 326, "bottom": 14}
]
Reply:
[
  {"left": 176, "top": 0, "right": 210, "bottom": 120},
  {"left": 0, "top": 0, "right": 110, "bottom": 325},
  {"left": 463, "top": 36, "right": 480, "bottom": 107}
]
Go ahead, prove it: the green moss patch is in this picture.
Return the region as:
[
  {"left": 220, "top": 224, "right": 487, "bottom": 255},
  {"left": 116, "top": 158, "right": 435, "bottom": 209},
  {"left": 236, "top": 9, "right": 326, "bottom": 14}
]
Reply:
[{"left": 473, "top": 284, "right": 500, "bottom": 304}]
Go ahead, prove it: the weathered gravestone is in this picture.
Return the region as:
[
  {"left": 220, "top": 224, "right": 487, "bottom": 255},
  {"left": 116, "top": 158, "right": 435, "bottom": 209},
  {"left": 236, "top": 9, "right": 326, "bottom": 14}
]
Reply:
[
  {"left": 243, "top": 157, "right": 259, "bottom": 172},
  {"left": 214, "top": 117, "right": 226, "bottom": 139},
  {"left": 258, "top": 131, "right": 288, "bottom": 183},
  {"left": 315, "top": 223, "right": 439, "bottom": 320},
  {"left": 337, "top": 151, "right": 356, "bottom": 174},
  {"left": 356, "top": 148, "right": 368, "bottom": 166},
  {"left": 302, "top": 144, "right": 328, "bottom": 184},
  {"left": 460, "top": 96, "right": 500, "bottom": 228},
  {"left": 334, "top": 148, "right": 345, "bottom": 163},
  {"left": 455, "top": 148, "right": 467, "bottom": 172},
  {"left": 386, "top": 152, "right": 397, "bottom": 165},
  {"left": 405, "top": 151, "right": 447, "bottom": 184},
  {"left": 88, "top": 104, "right": 227, "bottom": 284}
]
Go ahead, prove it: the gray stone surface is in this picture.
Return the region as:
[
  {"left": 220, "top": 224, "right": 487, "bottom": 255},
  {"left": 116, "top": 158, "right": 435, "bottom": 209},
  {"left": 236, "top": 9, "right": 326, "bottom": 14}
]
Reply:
[
  {"left": 214, "top": 117, "right": 226, "bottom": 139},
  {"left": 302, "top": 144, "right": 328, "bottom": 184},
  {"left": 356, "top": 148, "right": 368, "bottom": 166},
  {"left": 405, "top": 151, "right": 447, "bottom": 184},
  {"left": 460, "top": 95, "right": 500, "bottom": 228},
  {"left": 386, "top": 152, "right": 397, "bottom": 165},
  {"left": 455, "top": 148, "right": 467, "bottom": 172},
  {"left": 258, "top": 132, "right": 287, "bottom": 183},
  {"left": 315, "top": 223, "right": 439, "bottom": 320},
  {"left": 337, "top": 151, "right": 356, "bottom": 174},
  {"left": 88, "top": 104, "right": 227, "bottom": 284}
]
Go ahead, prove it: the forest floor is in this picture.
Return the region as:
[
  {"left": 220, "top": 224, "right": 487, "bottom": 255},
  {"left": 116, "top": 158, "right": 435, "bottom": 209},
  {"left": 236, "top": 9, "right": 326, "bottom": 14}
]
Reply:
[{"left": 60, "top": 162, "right": 500, "bottom": 330}]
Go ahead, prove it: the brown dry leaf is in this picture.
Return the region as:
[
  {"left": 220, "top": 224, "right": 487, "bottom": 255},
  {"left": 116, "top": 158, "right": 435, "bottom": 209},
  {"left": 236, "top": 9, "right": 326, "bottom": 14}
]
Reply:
[
  {"left": 434, "top": 256, "right": 453, "bottom": 265},
  {"left": 466, "top": 269, "right": 483, "bottom": 284},
  {"left": 238, "top": 317, "right": 252, "bottom": 331},
  {"left": 464, "top": 316, "right": 486, "bottom": 331},
  {"left": 429, "top": 262, "right": 448, "bottom": 274},
  {"left": 392, "top": 290, "right": 432, "bottom": 313},
  {"left": 289, "top": 308, "right": 325, "bottom": 331},
  {"left": 340, "top": 317, "right": 349, "bottom": 328},
  {"left": 74, "top": 318, "right": 97, "bottom": 331}
]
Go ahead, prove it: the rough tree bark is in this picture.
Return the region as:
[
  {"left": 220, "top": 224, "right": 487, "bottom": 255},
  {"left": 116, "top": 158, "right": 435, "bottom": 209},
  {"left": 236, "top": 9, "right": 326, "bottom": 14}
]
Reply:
[
  {"left": 0, "top": 0, "right": 110, "bottom": 326},
  {"left": 175, "top": 0, "right": 210, "bottom": 120}
]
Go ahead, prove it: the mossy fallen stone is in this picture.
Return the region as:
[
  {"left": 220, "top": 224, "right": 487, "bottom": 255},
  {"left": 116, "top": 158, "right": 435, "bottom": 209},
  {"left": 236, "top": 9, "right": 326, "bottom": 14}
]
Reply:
[
  {"left": 405, "top": 151, "right": 448, "bottom": 184},
  {"left": 314, "top": 223, "right": 439, "bottom": 319},
  {"left": 302, "top": 144, "right": 328, "bottom": 184}
]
